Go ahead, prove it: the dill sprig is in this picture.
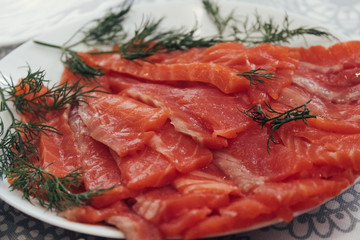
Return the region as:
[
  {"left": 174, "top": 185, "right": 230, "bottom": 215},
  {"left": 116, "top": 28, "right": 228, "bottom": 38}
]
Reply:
[
  {"left": 0, "top": 118, "right": 57, "bottom": 176},
  {"left": 231, "top": 13, "right": 337, "bottom": 45},
  {"left": 238, "top": 68, "right": 277, "bottom": 85},
  {"left": 241, "top": 100, "right": 316, "bottom": 151},
  {"left": 34, "top": 0, "right": 222, "bottom": 66},
  {"left": 63, "top": 51, "right": 104, "bottom": 78},
  {"left": 3, "top": 68, "right": 101, "bottom": 120},
  {"left": 202, "top": 0, "right": 235, "bottom": 37},
  {"left": 9, "top": 159, "right": 107, "bottom": 211},
  {"left": 0, "top": 68, "right": 109, "bottom": 210},
  {"left": 31, "top": 41, "right": 104, "bottom": 78},
  {"left": 34, "top": 0, "right": 133, "bottom": 77},
  {"left": 66, "top": 1, "right": 132, "bottom": 48},
  {"left": 202, "top": 0, "right": 336, "bottom": 45},
  {"left": 110, "top": 17, "right": 222, "bottom": 60}
]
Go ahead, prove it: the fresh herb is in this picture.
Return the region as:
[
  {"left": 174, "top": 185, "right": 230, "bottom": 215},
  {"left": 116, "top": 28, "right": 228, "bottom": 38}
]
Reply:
[
  {"left": 3, "top": 68, "right": 101, "bottom": 120},
  {"left": 35, "top": 7, "right": 221, "bottom": 62},
  {"left": 238, "top": 68, "right": 277, "bottom": 85},
  {"left": 241, "top": 100, "right": 316, "bottom": 151},
  {"left": 202, "top": 0, "right": 337, "bottom": 45},
  {"left": 202, "top": 0, "right": 235, "bottom": 37},
  {"left": 32, "top": 41, "right": 104, "bottom": 78},
  {"left": 65, "top": 1, "right": 132, "bottom": 48},
  {"left": 109, "top": 17, "right": 221, "bottom": 60},
  {"left": 33, "top": 0, "right": 133, "bottom": 78},
  {"left": 0, "top": 68, "right": 108, "bottom": 210},
  {"left": 63, "top": 51, "right": 104, "bottom": 78},
  {"left": 9, "top": 159, "right": 107, "bottom": 211},
  {"left": 231, "top": 13, "right": 337, "bottom": 45}
]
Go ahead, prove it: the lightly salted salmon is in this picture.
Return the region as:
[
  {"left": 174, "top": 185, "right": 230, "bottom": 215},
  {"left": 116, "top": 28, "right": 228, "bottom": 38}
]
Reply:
[
  {"left": 78, "top": 91, "right": 169, "bottom": 157},
  {"left": 28, "top": 40, "right": 360, "bottom": 240},
  {"left": 39, "top": 108, "right": 81, "bottom": 177},
  {"left": 78, "top": 42, "right": 298, "bottom": 95},
  {"left": 79, "top": 52, "right": 250, "bottom": 94},
  {"left": 122, "top": 83, "right": 253, "bottom": 148}
]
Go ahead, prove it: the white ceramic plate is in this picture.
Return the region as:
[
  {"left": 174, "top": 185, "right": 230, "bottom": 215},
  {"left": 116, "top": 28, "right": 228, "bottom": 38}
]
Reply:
[{"left": 0, "top": 0, "right": 347, "bottom": 238}]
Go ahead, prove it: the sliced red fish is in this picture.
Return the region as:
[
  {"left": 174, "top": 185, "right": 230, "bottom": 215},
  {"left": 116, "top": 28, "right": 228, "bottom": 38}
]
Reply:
[
  {"left": 173, "top": 167, "right": 241, "bottom": 196},
  {"left": 39, "top": 108, "right": 81, "bottom": 177},
  {"left": 80, "top": 51, "right": 250, "bottom": 94},
  {"left": 278, "top": 86, "right": 360, "bottom": 133},
  {"left": 278, "top": 124, "right": 360, "bottom": 171},
  {"left": 133, "top": 187, "right": 229, "bottom": 237},
  {"left": 148, "top": 121, "right": 213, "bottom": 173},
  {"left": 184, "top": 197, "right": 273, "bottom": 239},
  {"left": 123, "top": 83, "right": 252, "bottom": 148},
  {"left": 113, "top": 146, "right": 178, "bottom": 190},
  {"left": 78, "top": 92, "right": 168, "bottom": 157},
  {"left": 68, "top": 106, "right": 121, "bottom": 190},
  {"left": 184, "top": 176, "right": 351, "bottom": 239},
  {"left": 67, "top": 106, "right": 136, "bottom": 208},
  {"left": 214, "top": 126, "right": 313, "bottom": 183},
  {"left": 61, "top": 201, "right": 164, "bottom": 240},
  {"left": 292, "top": 41, "right": 360, "bottom": 104}
]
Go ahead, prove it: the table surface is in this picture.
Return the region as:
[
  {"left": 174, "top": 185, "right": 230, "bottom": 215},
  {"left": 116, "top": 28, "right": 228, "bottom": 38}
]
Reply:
[{"left": 1, "top": 0, "right": 360, "bottom": 239}]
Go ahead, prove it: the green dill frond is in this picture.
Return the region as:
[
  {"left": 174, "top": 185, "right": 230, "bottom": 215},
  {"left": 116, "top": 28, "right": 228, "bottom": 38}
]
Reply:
[
  {"left": 63, "top": 51, "right": 104, "bottom": 78},
  {"left": 77, "top": 1, "right": 132, "bottom": 47},
  {"left": 116, "top": 17, "right": 221, "bottom": 60},
  {"left": 202, "top": 0, "right": 235, "bottom": 37},
  {"left": 231, "top": 12, "right": 337, "bottom": 45},
  {"left": 241, "top": 100, "right": 316, "bottom": 151},
  {"left": 4, "top": 67, "right": 102, "bottom": 119},
  {"left": 238, "top": 68, "right": 277, "bottom": 85},
  {"left": 8, "top": 159, "right": 108, "bottom": 211}
]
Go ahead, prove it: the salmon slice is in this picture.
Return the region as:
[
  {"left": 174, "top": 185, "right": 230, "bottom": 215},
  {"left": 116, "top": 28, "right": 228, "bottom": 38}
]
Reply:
[
  {"left": 61, "top": 201, "right": 164, "bottom": 240},
  {"left": 104, "top": 73, "right": 142, "bottom": 93},
  {"left": 213, "top": 151, "right": 266, "bottom": 192},
  {"left": 68, "top": 106, "right": 122, "bottom": 190},
  {"left": 184, "top": 176, "right": 351, "bottom": 239},
  {"left": 123, "top": 83, "right": 252, "bottom": 148},
  {"left": 67, "top": 106, "right": 137, "bottom": 208},
  {"left": 159, "top": 207, "right": 211, "bottom": 238},
  {"left": 295, "top": 41, "right": 360, "bottom": 67},
  {"left": 279, "top": 124, "right": 360, "bottom": 171},
  {"left": 78, "top": 92, "right": 169, "bottom": 157},
  {"left": 79, "top": 52, "right": 249, "bottom": 94},
  {"left": 278, "top": 86, "right": 360, "bottom": 133},
  {"left": 173, "top": 167, "right": 241, "bottom": 196},
  {"left": 113, "top": 146, "right": 178, "bottom": 190},
  {"left": 39, "top": 108, "right": 81, "bottom": 177},
  {"left": 184, "top": 197, "right": 273, "bottom": 240},
  {"left": 290, "top": 41, "right": 360, "bottom": 104},
  {"left": 80, "top": 42, "right": 299, "bottom": 95},
  {"left": 293, "top": 64, "right": 360, "bottom": 103},
  {"left": 133, "top": 187, "right": 229, "bottom": 237},
  {"left": 133, "top": 187, "right": 230, "bottom": 224},
  {"left": 148, "top": 121, "right": 213, "bottom": 173},
  {"left": 200, "top": 42, "right": 299, "bottom": 99},
  {"left": 252, "top": 177, "right": 352, "bottom": 221},
  {"left": 215, "top": 126, "right": 313, "bottom": 182}
]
